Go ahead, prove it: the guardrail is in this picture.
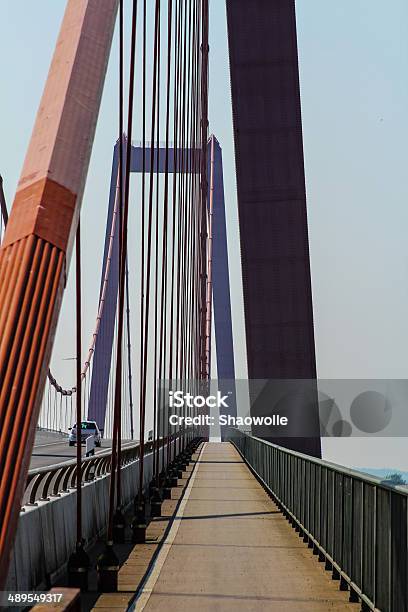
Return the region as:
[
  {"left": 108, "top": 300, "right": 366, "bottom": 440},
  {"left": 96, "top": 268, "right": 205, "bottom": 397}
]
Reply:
[
  {"left": 23, "top": 437, "right": 174, "bottom": 508},
  {"left": 226, "top": 428, "right": 408, "bottom": 612}
]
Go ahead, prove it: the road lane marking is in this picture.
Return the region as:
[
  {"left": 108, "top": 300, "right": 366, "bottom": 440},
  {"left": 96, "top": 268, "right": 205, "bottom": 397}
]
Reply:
[
  {"left": 131, "top": 442, "right": 206, "bottom": 611},
  {"left": 33, "top": 441, "right": 68, "bottom": 448}
]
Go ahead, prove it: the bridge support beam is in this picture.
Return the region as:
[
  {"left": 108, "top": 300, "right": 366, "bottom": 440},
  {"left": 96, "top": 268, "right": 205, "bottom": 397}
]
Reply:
[
  {"left": 207, "top": 136, "right": 236, "bottom": 438},
  {"left": 87, "top": 143, "right": 121, "bottom": 434},
  {"left": 226, "top": 0, "right": 321, "bottom": 457},
  {"left": 88, "top": 139, "right": 236, "bottom": 437},
  {"left": 0, "top": 0, "right": 118, "bottom": 587}
]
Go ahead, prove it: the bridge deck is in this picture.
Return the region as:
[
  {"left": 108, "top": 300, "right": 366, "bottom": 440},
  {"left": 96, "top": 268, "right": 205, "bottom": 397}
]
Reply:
[{"left": 132, "top": 442, "right": 356, "bottom": 611}]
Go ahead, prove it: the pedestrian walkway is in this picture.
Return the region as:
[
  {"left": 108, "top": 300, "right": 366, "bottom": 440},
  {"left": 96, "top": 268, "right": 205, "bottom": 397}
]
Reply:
[{"left": 134, "top": 442, "right": 357, "bottom": 611}]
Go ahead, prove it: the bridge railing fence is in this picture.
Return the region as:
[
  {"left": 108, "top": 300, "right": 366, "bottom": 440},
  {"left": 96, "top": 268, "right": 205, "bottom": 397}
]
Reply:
[
  {"left": 23, "top": 429, "right": 194, "bottom": 508},
  {"left": 225, "top": 428, "right": 407, "bottom": 612}
]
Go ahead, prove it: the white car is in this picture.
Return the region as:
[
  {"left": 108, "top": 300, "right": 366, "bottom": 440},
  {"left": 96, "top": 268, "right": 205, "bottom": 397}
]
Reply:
[{"left": 69, "top": 420, "right": 102, "bottom": 447}]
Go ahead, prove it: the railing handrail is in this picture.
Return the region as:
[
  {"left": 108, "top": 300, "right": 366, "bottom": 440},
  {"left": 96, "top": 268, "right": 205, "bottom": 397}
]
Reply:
[
  {"left": 27, "top": 441, "right": 139, "bottom": 478},
  {"left": 247, "top": 432, "right": 408, "bottom": 497},
  {"left": 227, "top": 428, "right": 408, "bottom": 612},
  {"left": 23, "top": 435, "right": 179, "bottom": 507}
]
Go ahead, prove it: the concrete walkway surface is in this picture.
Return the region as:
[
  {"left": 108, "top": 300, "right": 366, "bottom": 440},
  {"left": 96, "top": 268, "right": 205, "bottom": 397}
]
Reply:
[{"left": 135, "top": 442, "right": 357, "bottom": 611}]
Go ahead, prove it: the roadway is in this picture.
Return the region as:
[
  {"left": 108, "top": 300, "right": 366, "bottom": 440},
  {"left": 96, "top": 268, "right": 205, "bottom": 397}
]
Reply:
[{"left": 30, "top": 430, "right": 136, "bottom": 470}]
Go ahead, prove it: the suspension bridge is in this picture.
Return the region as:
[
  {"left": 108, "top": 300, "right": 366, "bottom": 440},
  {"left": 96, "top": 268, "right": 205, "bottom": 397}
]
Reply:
[{"left": 0, "top": 1, "right": 407, "bottom": 611}]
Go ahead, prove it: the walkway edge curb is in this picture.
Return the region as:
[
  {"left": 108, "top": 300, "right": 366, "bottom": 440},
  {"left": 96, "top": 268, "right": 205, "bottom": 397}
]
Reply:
[{"left": 129, "top": 442, "right": 207, "bottom": 612}]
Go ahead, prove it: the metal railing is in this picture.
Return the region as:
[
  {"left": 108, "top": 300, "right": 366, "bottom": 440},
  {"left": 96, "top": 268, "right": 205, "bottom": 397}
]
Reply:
[
  {"left": 23, "top": 435, "right": 180, "bottom": 508},
  {"left": 226, "top": 428, "right": 408, "bottom": 612}
]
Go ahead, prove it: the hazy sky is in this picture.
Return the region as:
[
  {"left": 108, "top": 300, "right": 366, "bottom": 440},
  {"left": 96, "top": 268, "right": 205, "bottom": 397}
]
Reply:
[{"left": 1, "top": 1, "right": 408, "bottom": 469}]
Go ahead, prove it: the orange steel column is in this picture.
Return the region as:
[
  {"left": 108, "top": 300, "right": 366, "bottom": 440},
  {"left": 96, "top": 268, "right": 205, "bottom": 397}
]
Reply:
[{"left": 0, "top": 0, "right": 118, "bottom": 585}]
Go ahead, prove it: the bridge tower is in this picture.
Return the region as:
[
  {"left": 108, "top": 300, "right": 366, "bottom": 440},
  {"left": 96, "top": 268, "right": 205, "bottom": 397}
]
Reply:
[
  {"left": 226, "top": 0, "right": 321, "bottom": 456},
  {"left": 88, "top": 137, "right": 237, "bottom": 435}
]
